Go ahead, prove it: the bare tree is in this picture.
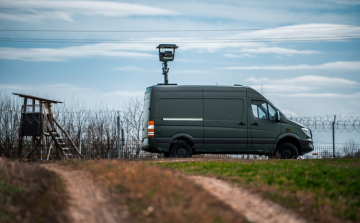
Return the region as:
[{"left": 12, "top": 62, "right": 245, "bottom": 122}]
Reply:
[
  {"left": 120, "top": 97, "right": 143, "bottom": 156},
  {"left": 343, "top": 139, "right": 359, "bottom": 157}
]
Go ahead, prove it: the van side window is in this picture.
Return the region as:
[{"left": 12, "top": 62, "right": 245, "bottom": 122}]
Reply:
[
  {"left": 268, "top": 104, "right": 276, "bottom": 121},
  {"left": 251, "top": 100, "right": 276, "bottom": 121}
]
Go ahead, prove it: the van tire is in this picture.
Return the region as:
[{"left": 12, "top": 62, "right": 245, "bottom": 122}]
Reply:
[
  {"left": 170, "top": 142, "right": 193, "bottom": 158},
  {"left": 279, "top": 143, "right": 298, "bottom": 159}
]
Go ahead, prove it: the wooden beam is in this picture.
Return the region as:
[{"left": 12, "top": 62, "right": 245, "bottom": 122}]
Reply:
[{"left": 13, "top": 93, "right": 62, "bottom": 104}]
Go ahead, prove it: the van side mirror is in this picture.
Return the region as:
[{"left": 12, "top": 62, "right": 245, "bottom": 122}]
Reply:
[{"left": 276, "top": 111, "right": 281, "bottom": 122}]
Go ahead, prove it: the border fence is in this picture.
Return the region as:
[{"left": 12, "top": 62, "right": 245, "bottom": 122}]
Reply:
[
  {"left": 0, "top": 93, "right": 359, "bottom": 160},
  {"left": 288, "top": 115, "right": 360, "bottom": 159}
]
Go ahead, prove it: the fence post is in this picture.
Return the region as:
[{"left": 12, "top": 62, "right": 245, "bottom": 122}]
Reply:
[
  {"left": 109, "top": 139, "right": 113, "bottom": 159},
  {"left": 117, "top": 114, "right": 120, "bottom": 159},
  {"left": 79, "top": 126, "right": 82, "bottom": 156},
  {"left": 332, "top": 115, "right": 336, "bottom": 158},
  {"left": 121, "top": 128, "right": 124, "bottom": 158}
]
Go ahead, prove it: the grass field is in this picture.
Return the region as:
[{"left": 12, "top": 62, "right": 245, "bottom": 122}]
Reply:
[
  {"left": 155, "top": 158, "right": 360, "bottom": 223},
  {"left": 0, "top": 160, "right": 69, "bottom": 223}
]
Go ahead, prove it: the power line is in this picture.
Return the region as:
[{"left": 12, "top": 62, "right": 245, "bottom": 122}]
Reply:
[
  {"left": 0, "top": 25, "right": 359, "bottom": 33},
  {"left": 0, "top": 36, "right": 359, "bottom": 43}
]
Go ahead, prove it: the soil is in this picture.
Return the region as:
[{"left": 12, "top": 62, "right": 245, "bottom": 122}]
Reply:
[
  {"left": 42, "top": 164, "right": 130, "bottom": 223},
  {"left": 189, "top": 175, "right": 307, "bottom": 223}
]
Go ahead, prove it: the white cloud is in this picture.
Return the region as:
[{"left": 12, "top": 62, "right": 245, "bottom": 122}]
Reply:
[
  {"left": 104, "top": 91, "right": 144, "bottom": 97},
  {"left": 0, "top": 11, "right": 74, "bottom": 22},
  {"left": 113, "top": 66, "right": 147, "bottom": 71},
  {"left": 231, "top": 23, "right": 360, "bottom": 41},
  {"left": 237, "top": 47, "right": 319, "bottom": 55},
  {"left": 245, "top": 76, "right": 359, "bottom": 96},
  {"left": 0, "top": 1, "right": 178, "bottom": 22},
  {"left": 223, "top": 61, "right": 360, "bottom": 71},
  {"left": 0, "top": 44, "right": 156, "bottom": 62},
  {"left": 250, "top": 85, "right": 312, "bottom": 93},
  {"left": 281, "top": 109, "right": 298, "bottom": 117},
  {"left": 179, "top": 42, "right": 263, "bottom": 52},
  {"left": 245, "top": 75, "right": 359, "bottom": 86},
  {"left": 159, "top": 2, "right": 354, "bottom": 24},
  {"left": 323, "top": 0, "right": 360, "bottom": 5},
  {"left": 0, "top": 83, "right": 91, "bottom": 92},
  {"left": 271, "top": 92, "right": 360, "bottom": 98},
  {"left": 223, "top": 47, "right": 320, "bottom": 58},
  {"left": 223, "top": 53, "right": 255, "bottom": 58},
  {"left": 171, "top": 70, "right": 214, "bottom": 74}
]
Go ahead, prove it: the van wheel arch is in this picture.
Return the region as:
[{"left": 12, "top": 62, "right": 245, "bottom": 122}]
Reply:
[
  {"left": 273, "top": 137, "right": 301, "bottom": 158},
  {"left": 170, "top": 137, "right": 195, "bottom": 154}
]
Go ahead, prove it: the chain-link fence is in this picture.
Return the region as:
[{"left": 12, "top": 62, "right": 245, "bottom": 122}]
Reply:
[{"left": 1, "top": 92, "right": 359, "bottom": 160}]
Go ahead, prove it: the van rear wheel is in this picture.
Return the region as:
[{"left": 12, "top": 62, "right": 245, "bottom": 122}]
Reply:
[
  {"left": 279, "top": 143, "right": 298, "bottom": 159},
  {"left": 170, "top": 142, "right": 193, "bottom": 158}
]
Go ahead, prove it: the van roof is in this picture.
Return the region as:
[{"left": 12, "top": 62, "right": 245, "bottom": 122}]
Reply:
[{"left": 151, "top": 85, "right": 252, "bottom": 93}]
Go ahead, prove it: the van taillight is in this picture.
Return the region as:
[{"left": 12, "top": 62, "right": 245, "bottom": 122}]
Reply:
[{"left": 148, "top": 120, "right": 154, "bottom": 138}]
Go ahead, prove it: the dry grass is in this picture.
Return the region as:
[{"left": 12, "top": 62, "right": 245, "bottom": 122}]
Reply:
[
  {"left": 0, "top": 159, "right": 69, "bottom": 223},
  {"left": 62, "top": 159, "right": 248, "bottom": 223}
]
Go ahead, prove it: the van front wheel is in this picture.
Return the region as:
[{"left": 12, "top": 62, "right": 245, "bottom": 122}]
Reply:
[
  {"left": 170, "top": 142, "right": 193, "bottom": 158},
  {"left": 279, "top": 143, "right": 298, "bottom": 159}
]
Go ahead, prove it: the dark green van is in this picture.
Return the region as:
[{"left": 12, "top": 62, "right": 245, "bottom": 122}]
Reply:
[{"left": 141, "top": 85, "right": 314, "bottom": 158}]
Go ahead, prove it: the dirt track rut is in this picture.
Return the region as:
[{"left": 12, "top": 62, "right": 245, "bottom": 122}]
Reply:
[
  {"left": 189, "top": 175, "right": 307, "bottom": 223},
  {"left": 43, "top": 165, "right": 129, "bottom": 223}
]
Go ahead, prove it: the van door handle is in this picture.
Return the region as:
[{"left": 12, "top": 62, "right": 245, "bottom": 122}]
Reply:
[
  {"left": 251, "top": 122, "right": 259, "bottom": 126},
  {"left": 239, "top": 122, "right": 246, "bottom": 126}
]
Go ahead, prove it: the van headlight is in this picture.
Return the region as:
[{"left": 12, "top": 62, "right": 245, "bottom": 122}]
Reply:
[{"left": 301, "top": 128, "right": 311, "bottom": 138}]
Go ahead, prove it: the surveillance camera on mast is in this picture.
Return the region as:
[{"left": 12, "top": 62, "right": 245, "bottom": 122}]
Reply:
[{"left": 156, "top": 44, "right": 178, "bottom": 85}]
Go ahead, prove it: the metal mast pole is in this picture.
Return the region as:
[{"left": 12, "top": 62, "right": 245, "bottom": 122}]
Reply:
[{"left": 162, "top": 62, "right": 169, "bottom": 85}]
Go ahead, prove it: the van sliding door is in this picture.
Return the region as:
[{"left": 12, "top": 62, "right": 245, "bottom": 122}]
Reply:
[{"left": 203, "top": 96, "right": 248, "bottom": 153}]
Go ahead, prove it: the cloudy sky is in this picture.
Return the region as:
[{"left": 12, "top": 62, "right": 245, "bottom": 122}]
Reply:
[{"left": 1, "top": 0, "right": 360, "bottom": 117}]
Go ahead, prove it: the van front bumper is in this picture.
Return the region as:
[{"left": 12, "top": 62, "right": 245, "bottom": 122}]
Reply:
[{"left": 299, "top": 138, "right": 314, "bottom": 155}]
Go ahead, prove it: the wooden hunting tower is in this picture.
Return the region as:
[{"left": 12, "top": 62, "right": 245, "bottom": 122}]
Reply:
[{"left": 14, "top": 93, "right": 82, "bottom": 160}]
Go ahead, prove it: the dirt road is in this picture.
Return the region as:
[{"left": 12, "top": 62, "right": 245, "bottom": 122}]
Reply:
[
  {"left": 43, "top": 164, "right": 129, "bottom": 223},
  {"left": 190, "top": 175, "right": 306, "bottom": 223},
  {"left": 43, "top": 163, "right": 307, "bottom": 223}
]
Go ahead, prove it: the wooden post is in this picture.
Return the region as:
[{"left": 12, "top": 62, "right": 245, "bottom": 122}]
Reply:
[
  {"left": 31, "top": 99, "right": 36, "bottom": 159},
  {"left": 23, "top": 97, "right": 27, "bottom": 113},
  {"left": 46, "top": 103, "right": 55, "bottom": 131},
  {"left": 18, "top": 97, "right": 27, "bottom": 159}
]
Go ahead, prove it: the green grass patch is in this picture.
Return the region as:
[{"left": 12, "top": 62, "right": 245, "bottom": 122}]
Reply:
[{"left": 155, "top": 158, "right": 360, "bottom": 222}]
